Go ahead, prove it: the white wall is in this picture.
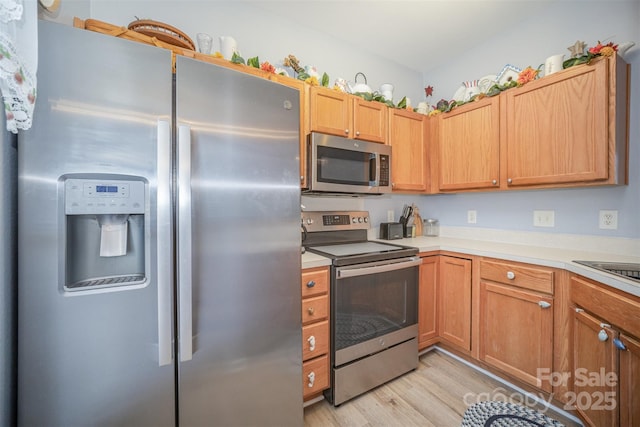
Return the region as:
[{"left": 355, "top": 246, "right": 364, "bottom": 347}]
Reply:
[{"left": 82, "top": 0, "right": 424, "bottom": 103}]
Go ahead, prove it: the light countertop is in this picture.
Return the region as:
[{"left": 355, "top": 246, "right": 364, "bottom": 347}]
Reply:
[{"left": 303, "top": 235, "right": 640, "bottom": 297}]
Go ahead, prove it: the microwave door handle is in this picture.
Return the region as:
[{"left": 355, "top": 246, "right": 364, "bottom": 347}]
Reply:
[
  {"left": 370, "top": 153, "right": 378, "bottom": 186},
  {"left": 337, "top": 257, "right": 422, "bottom": 279}
]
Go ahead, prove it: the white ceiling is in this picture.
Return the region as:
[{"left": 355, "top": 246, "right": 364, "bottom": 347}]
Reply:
[{"left": 247, "top": 0, "right": 557, "bottom": 73}]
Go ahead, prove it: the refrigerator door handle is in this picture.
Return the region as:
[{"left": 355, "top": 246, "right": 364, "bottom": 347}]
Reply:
[
  {"left": 157, "top": 119, "right": 173, "bottom": 366},
  {"left": 178, "top": 124, "right": 193, "bottom": 362}
]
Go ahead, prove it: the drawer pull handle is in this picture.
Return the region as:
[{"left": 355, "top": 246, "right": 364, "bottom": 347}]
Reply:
[
  {"left": 506, "top": 271, "right": 515, "bottom": 280},
  {"left": 538, "top": 301, "right": 551, "bottom": 309},
  {"left": 307, "top": 307, "right": 315, "bottom": 315},
  {"left": 598, "top": 329, "right": 609, "bottom": 342},
  {"left": 306, "top": 280, "right": 316, "bottom": 288},
  {"left": 307, "top": 371, "right": 315, "bottom": 387},
  {"left": 307, "top": 335, "right": 316, "bottom": 351}
]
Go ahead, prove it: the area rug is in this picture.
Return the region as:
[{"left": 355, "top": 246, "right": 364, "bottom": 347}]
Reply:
[{"left": 461, "top": 401, "right": 565, "bottom": 427}]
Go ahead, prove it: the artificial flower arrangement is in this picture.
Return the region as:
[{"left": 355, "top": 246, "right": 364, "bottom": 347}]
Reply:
[
  {"left": 220, "top": 51, "right": 411, "bottom": 110},
  {"left": 430, "top": 39, "right": 620, "bottom": 115}
]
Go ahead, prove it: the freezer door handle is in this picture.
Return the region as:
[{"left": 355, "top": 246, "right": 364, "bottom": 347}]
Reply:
[
  {"left": 157, "top": 119, "right": 173, "bottom": 366},
  {"left": 178, "top": 124, "right": 193, "bottom": 362}
]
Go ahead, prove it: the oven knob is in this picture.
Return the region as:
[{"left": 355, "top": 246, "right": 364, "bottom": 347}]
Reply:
[
  {"left": 364, "top": 217, "right": 369, "bottom": 223},
  {"left": 358, "top": 217, "right": 363, "bottom": 223},
  {"left": 351, "top": 217, "right": 357, "bottom": 224},
  {"left": 306, "top": 218, "right": 313, "bottom": 225}
]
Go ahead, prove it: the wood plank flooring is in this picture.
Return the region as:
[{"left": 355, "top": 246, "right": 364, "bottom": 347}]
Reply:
[{"left": 304, "top": 349, "right": 582, "bottom": 426}]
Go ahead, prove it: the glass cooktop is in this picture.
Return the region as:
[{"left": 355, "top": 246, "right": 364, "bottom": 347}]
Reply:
[{"left": 307, "top": 241, "right": 407, "bottom": 257}]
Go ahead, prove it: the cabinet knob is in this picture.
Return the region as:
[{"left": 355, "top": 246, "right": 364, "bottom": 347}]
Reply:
[
  {"left": 344, "top": 129, "right": 350, "bottom": 135},
  {"left": 306, "top": 280, "right": 315, "bottom": 288},
  {"left": 538, "top": 301, "right": 551, "bottom": 309},
  {"left": 307, "top": 371, "right": 316, "bottom": 387},
  {"left": 506, "top": 271, "right": 515, "bottom": 280},
  {"left": 300, "top": 176, "right": 304, "bottom": 182},
  {"left": 492, "top": 179, "right": 497, "bottom": 185},
  {"left": 356, "top": 130, "right": 360, "bottom": 136},
  {"left": 598, "top": 329, "right": 609, "bottom": 342},
  {"left": 307, "top": 335, "right": 316, "bottom": 351},
  {"left": 307, "top": 307, "right": 315, "bottom": 315},
  {"left": 507, "top": 178, "right": 513, "bottom": 184}
]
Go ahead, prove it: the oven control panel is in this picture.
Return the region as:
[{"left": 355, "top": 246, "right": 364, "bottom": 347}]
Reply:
[{"left": 301, "top": 210, "right": 370, "bottom": 232}]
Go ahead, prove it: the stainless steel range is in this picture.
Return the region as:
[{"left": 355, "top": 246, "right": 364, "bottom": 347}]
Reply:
[{"left": 302, "top": 210, "right": 420, "bottom": 406}]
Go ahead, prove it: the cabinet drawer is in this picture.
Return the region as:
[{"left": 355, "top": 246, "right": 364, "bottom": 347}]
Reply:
[
  {"left": 302, "top": 355, "right": 330, "bottom": 399},
  {"left": 302, "top": 295, "right": 329, "bottom": 325},
  {"left": 480, "top": 259, "right": 554, "bottom": 294},
  {"left": 302, "top": 320, "right": 329, "bottom": 361},
  {"left": 572, "top": 274, "right": 640, "bottom": 339},
  {"left": 301, "top": 267, "right": 329, "bottom": 298}
]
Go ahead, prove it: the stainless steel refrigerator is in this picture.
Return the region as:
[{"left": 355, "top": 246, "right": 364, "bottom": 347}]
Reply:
[{"left": 18, "top": 20, "right": 302, "bottom": 427}]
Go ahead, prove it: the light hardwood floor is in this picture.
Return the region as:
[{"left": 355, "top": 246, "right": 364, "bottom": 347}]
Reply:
[{"left": 304, "top": 349, "right": 582, "bottom": 427}]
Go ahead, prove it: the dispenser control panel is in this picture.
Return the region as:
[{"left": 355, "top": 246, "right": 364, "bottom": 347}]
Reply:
[{"left": 65, "top": 178, "right": 145, "bottom": 215}]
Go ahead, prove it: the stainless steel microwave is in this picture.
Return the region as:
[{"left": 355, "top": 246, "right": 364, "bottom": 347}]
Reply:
[{"left": 305, "top": 132, "right": 392, "bottom": 195}]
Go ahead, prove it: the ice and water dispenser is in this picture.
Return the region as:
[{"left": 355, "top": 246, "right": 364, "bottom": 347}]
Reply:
[{"left": 63, "top": 176, "right": 147, "bottom": 292}]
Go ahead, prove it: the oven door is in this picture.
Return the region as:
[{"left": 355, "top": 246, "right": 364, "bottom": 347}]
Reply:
[{"left": 333, "top": 256, "right": 420, "bottom": 366}]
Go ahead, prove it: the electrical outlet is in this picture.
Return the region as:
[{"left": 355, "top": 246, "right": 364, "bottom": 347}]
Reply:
[
  {"left": 533, "top": 210, "right": 555, "bottom": 227},
  {"left": 467, "top": 210, "right": 477, "bottom": 224},
  {"left": 387, "top": 210, "right": 394, "bottom": 222},
  {"left": 599, "top": 210, "right": 618, "bottom": 229}
]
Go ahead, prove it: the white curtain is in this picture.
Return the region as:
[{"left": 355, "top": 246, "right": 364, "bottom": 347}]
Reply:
[{"left": 0, "top": 0, "right": 37, "bottom": 133}]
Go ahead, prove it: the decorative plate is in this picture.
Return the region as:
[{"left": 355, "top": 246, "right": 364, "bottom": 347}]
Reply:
[
  {"left": 452, "top": 85, "right": 466, "bottom": 102},
  {"left": 496, "top": 64, "right": 522, "bottom": 85}
]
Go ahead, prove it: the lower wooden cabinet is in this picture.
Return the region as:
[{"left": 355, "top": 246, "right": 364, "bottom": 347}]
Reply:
[
  {"left": 301, "top": 266, "right": 330, "bottom": 401},
  {"left": 479, "top": 259, "right": 554, "bottom": 391},
  {"left": 571, "top": 274, "right": 640, "bottom": 427},
  {"left": 619, "top": 333, "right": 640, "bottom": 427},
  {"left": 418, "top": 255, "right": 438, "bottom": 349},
  {"left": 571, "top": 308, "right": 618, "bottom": 427},
  {"left": 438, "top": 255, "right": 472, "bottom": 352}
]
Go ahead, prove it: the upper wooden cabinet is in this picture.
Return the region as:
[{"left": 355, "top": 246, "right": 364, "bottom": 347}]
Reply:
[
  {"left": 389, "top": 109, "right": 428, "bottom": 192},
  {"left": 437, "top": 96, "right": 500, "bottom": 191},
  {"left": 433, "top": 54, "right": 629, "bottom": 192},
  {"left": 309, "top": 86, "right": 387, "bottom": 143},
  {"left": 503, "top": 55, "right": 628, "bottom": 188}
]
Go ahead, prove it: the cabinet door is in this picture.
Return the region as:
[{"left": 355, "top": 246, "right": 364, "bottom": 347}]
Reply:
[
  {"left": 479, "top": 282, "right": 553, "bottom": 391},
  {"left": 309, "top": 86, "right": 351, "bottom": 137},
  {"left": 620, "top": 333, "right": 640, "bottom": 427},
  {"left": 390, "top": 109, "right": 428, "bottom": 192},
  {"left": 504, "top": 59, "right": 608, "bottom": 186},
  {"left": 271, "top": 74, "right": 308, "bottom": 188},
  {"left": 438, "top": 256, "right": 472, "bottom": 352},
  {"left": 352, "top": 98, "right": 387, "bottom": 143},
  {"left": 418, "top": 256, "right": 438, "bottom": 349},
  {"left": 572, "top": 309, "right": 618, "bottom": 427},
  {"left": 438, "top": 97, "right": 500, "bottom": 191}
]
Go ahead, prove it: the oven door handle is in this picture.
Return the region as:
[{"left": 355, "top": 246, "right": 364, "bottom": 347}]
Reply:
[{"left": 337, "top": 256, "right": 422, "bottom": 279}]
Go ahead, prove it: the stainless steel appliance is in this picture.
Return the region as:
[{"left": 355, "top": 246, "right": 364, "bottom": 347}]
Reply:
[
  {"left": 302, "top": 211, "right": 419, "bottom": 405},
  {"left": 17, "top": 21, "right": 302, "bottom": 427},
  {"left": 0, "top": 112, "right": 17, "bottom": 427},
  {"left": 305, "top": 132, "right": 392, "bottom": 195}
]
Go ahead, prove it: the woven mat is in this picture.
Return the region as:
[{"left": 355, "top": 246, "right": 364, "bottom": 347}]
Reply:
[{"left": 461, "top": 401, "right": 565, "bottom": 427}]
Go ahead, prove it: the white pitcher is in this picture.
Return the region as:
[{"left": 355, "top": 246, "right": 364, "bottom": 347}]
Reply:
[{"left": 219, "top": 36, "right": 237, "bottom": 60}]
